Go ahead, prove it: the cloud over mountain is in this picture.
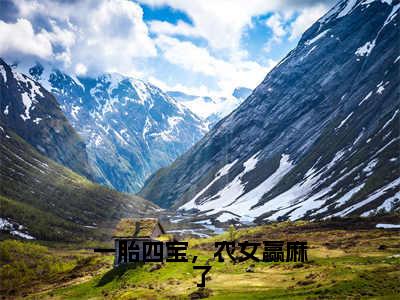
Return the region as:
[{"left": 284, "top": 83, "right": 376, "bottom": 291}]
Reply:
[{"left": 0, "top": 0, "right": 335, "bottom": 101}]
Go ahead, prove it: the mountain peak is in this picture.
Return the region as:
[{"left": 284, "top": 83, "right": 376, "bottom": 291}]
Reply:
[
  {"left": 21, "top": 64, "right": 207, "bottom": 193},
  {"left": 139, "top": 0, "right": 400, "bottom": 222},
  {"left": 0, "top": 58, "right": 94, "bottom": 180}
]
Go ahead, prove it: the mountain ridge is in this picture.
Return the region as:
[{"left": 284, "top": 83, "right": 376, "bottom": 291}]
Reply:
[
  {"left": 0, "top": 123, "right": 158, "bottom": 241},
  {"left": 0, "top": 61, "right": 159, "bottom": 241},
  {"left": 0, "top": 59, "right": 94, "bottom": 180},
  {"left": 24, "top": 65, "right": 207, "bottom": 193},
  {"left": 140, "top": 0, "right": 400, "bottom": 223}
]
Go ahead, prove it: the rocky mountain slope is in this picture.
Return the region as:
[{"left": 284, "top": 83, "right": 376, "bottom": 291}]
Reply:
[
  {"left": 0, "top": 62, "right": 159, "bottom": 241},
  {"left": 0, "top": 124, "right": 158, "bottom": 241},
  {"left": 27, "top": 67, "right": 207, "bottom": 193},
  {"left": 0, "top": 59, "right": 93, "bottom": 179},
  {"left": 140, "top": 0, "right": 400, "bottom": 223}
]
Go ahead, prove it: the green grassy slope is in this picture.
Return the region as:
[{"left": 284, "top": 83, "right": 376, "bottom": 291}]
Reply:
[
  {"left": 0, "top": 240, "right": 112, "bottom": 297},
  {"left": 0, "top": 124, "right": 158, "bottom": 242},
  {"left": 6, "top": 219, "right": 397, "bottom": 299}
]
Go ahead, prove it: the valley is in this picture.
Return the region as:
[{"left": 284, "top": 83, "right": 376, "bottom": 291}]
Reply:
[
  {"left": 1, "top": 217, "right": 399, "bottom": 299},
  {"left": 0, "top": 0, "right": 399, "bottom": 299}
]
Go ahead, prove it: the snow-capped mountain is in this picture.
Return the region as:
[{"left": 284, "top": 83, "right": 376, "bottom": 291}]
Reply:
[
  {"left": 27, "top": 65, "right": 207, "bottom": 193},
  {"left": 167, "top": 87, "right": 251, "bottom": 128},
  {"left": 0, "top": 59, "right": 94, "bottom": 179},
  {"left": 0, "top": 60, "right": 158, "bottom": 240},
  {"left": 140, "top": 0, "right": 400, "bottom": 223}
]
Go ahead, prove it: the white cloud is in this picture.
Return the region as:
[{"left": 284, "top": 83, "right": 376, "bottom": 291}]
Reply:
[
  {"left": 75, "top": 63, "right": 87, "bottom": 76},
  {"left": 148, "top": 76, "right": 213, "bottom": 97},
  {"left": 149, "top": 20, "right": 200, "bottom": 37},
  {"left": 266, "top": 14, "right": 286, "bottom": 39},
  {"left": 71, "top": 0, "right": 157, "bottom": 75},
  {"left": 289, "top": 5, "right": 328, "bottom": 41},
  {"left": 155, "top": 35, "right": 275, "bottom": 95},
  {"left": 263, "top": 13, "right": 289, "bottom": 52},
  {"left": 42, "top": 20, "right": 76, "bottom": 48},
  {"left": 139, "top": 0, "right": 331, "bottom": 95},
  {"left": 140, "top": 0, "right": 277, "bottom": 50},
  {"left": 1, "top": 0, "right": 333, "bottom": 98},
  {"left": 139, "top": 0, "right": 331, "bottom": 50},
  {"left": 3, "top": 0, "right": 156, "bottom": 76},
  {"left": 0, "top": 18, "right": 53, "bottom": 59},
  {"left": 155, "top": 35, "right": 228, "bottom": 76}
]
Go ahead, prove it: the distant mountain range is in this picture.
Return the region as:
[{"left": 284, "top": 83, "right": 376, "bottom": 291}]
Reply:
[
  {"left": 167, "top": 87, "right": 252, "bottom": 127},
  {"left": 0, "top": 60, "right": 158, "bottom": 241},
  {"left": 140, "top": 0, "right": 400, "bottom": 223},
  {"left": 25, "top": 64, "right": 207, "bottom": 193}
]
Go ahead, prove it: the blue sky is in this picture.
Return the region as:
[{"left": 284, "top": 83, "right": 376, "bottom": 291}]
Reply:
[{"left": 0, "top": 0, "right": 336, "bottom": 97}]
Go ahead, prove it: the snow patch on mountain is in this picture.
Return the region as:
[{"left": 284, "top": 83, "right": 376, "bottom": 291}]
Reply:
[
  {"left": 335, "top": 177, "right": 400, "bottom": 216},
  {"left": 0, "top": 218, "right": 35, "bottom": 239},
  {"left": 369, "top": 190, "right": 400, "bottom": 213},
  {"left": 20, "top": 93, "right": 34, "bottom": 121},
  {"left": 376, "top": 223, "right": 400, "bottom": 228},
  {"left": 355, "top": 40, "right": 376, "bottom": 56},
  {"left": 337, "top": 0, "right": 358, "bottom": 18},
  {"left": 180, "top": 153, "right": 295, "bottom": 222},
  {"left": 33, "top": 117, "right": 42, "bottom": 125},
  {"left": 333, "top": 178, "right": 400, "bottom": 216},
  {"left": 0, "top": 65, "right": 7, "bottom": 83},
  {"left": 359, "top": 91, "right": 373, "bottom": 105},
  {"left": 305, "top": 30, "right": 330, "bottom": 45},
  {"left": 336, "top": 112, "right": 353, "bottom": 130},
  {"left": 225, "top": 154, "right": 294, "bottom": 221},
  {"left": 362, "top": 158, "right": 379, "bottom": 176},
  {"left": 180, "top": 153, "right": 262, "bottom": 211},
  {"left": 380, "top": 109, "right": 399, "bottom": 132},
  {"left": 216, "top": 212, "right": 240, "bottom": 222},
  {"left": 10, "top": 70, "right": 45, "bottom": 122}
]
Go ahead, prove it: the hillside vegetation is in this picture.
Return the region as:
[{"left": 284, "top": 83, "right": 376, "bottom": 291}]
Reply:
[
  {"left": 1, "top": 218, "right": 398, "bottom": 299},
  {"left": 0, "top": 125, "right": 158, "bottom": 242}
]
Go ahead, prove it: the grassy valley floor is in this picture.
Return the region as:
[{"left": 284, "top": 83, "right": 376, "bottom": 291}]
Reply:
[{"left": 1, "top": 219, "right": 399, "bottom": 299}]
